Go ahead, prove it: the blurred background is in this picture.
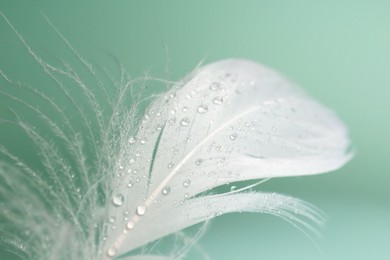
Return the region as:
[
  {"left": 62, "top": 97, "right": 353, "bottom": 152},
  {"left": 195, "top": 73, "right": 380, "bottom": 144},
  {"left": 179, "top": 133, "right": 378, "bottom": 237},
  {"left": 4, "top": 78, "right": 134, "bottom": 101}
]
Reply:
[{"left": 0, "top": 0, "right": 389, "bottom": 259}]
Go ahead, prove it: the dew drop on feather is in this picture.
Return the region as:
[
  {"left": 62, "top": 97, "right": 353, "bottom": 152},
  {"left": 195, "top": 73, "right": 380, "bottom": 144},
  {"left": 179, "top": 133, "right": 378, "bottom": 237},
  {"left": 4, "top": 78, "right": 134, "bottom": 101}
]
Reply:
[
  {"left": 126, "top": 221, "right": 135, "bottom": 230},
  {"left": 212, "top": 97, "right": 224, "bottom": 105},
  {"left": 112, "top": 194, "right": 124, "bottom": 206},
  {"left": 136, "top": 205, "right": 147, "bottom": 216},
  {"left": 197, "top": 104, "right": 208, "bottom": 114},
  {"left": 195, "top": 158, "right": 203, "bottom": 166},
  {"left": 209, "top": 82, "right": 220, "bottom": 91},
  {"left": 128, "top": 136, "right": 136, "bottom": 144},
  {"left": 107, "top": 247, "right": 116, "bottom": 257},
  {"left": 162, "top": 186, "right": 171, "bottom": 195},
  {"left": 180, "top": 118, "right": 190, "bottom": 126},
  {"left": 183, "top": 179, "right": 191, "bottom": 188},
  {"left": 229, "top": 133, "right": 238, "bottom": 140}
]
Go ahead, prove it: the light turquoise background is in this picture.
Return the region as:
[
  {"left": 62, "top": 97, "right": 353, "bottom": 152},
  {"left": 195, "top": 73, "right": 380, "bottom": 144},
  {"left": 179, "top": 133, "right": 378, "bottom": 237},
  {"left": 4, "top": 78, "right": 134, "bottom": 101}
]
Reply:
[{"left": 0, "top": 1, "right": 389, "bottom": 259}]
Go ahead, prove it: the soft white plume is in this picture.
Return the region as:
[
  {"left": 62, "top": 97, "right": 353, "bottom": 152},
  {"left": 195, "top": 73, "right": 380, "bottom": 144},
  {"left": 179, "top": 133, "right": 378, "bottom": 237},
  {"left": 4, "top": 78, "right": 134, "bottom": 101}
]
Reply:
[{"left": 0, "top": 11, "right": 351, "bottom": 260}]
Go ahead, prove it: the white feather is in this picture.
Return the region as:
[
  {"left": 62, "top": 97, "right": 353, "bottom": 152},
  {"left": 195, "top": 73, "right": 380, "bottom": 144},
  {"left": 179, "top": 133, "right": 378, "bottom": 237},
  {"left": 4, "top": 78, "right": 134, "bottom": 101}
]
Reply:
[
  {"left": 0, "top": 12, "right": 351, "bottom": 258},
  {"left": 103, "top": 59, "right": 351, "bottom": 258}
]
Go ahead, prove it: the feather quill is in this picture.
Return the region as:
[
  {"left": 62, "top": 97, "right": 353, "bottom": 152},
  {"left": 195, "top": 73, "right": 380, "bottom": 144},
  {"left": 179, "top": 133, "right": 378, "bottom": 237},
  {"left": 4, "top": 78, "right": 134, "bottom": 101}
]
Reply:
[{"left": 0, "top": 12, "right": 351, "bottom": 260}]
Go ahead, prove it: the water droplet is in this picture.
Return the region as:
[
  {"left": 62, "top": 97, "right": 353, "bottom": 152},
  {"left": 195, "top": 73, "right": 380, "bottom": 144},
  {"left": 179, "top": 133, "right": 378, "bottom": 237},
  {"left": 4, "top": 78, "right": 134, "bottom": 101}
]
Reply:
[
  {"left": 169, "top": 93, "right": 176, "bottom": 99},
  {"left": 184, "top": 193, "right": 189, "bottom": 199},
  {"left": 107, "top": 247, "right": 116, "bottom": 257},
  {"left": 126, "top": 221, "right": 135, "bottom": 230},
  {"left": 168, "top": 117, "right": 176, "bottom": 125},
  {"left": 212, "top": 97, "right": 223, "bottom": 105},
  {"left": 182, "top": 106, "right": 189, "bottom": 112},
  {"left": 109, "top": 216, "right": 116, "bottom": 223},
  {"left": 215, "top": 145, "right": 221, "bottom": 151},
  {"left": 170, "top": 109, "right": 176, "bottom": 115},
  {"left": 195, "top": 158, "right": 203, "bottom": 166},
  {"left": 197, "top": 104, "right": 208, "bottom": 114},
  {"left": 230, "top": 185, "right": 237, "bottom": 191},
  {"left": 209, "top": 82, "right": 220, "bottom": 91},
  {"left": 183, "top": 179, "right": 191, "bottom": 188},
  {"left": 229, "top": 133, "right": 237, "bottom": 140},
  {"left": 112, "top": 194, "right": 124, "bottom": 206},
  {"left": 155, "top": 124, "right": 163, "bottom": 131},
  {"left": 162, "top": 186, "right": 171, "bottom": 195},
  {"left": 128, "top": 137, "right": 136, "bottom": 144},
  {"left": 140, "top": 139, "right": 147, "bottom": 145},
  {"left": 129, "top": 158, "right": 136, "bottom": 164},
  {"left": 136, "top": 205, "right": 147, "bottom": 216},
  {"left": 180, "top": 118, "right": 190, "bottom": 126},
  {"left": 127, "top": 182, "right": 133, "bottom": 188},
  {"left": 167, "top": 162, "right": 175, "bottom": 168}
]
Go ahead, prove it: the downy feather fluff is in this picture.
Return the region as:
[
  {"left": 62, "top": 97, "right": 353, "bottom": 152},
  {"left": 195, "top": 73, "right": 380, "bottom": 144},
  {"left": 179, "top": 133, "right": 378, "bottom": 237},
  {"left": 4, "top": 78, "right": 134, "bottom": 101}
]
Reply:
[{"left": 0, "top": 12, "right": 351, "bottom": 260}]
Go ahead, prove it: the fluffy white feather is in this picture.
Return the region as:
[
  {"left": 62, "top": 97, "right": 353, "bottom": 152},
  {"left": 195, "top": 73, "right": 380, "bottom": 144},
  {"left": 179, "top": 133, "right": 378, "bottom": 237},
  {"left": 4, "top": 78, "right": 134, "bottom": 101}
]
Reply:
[{"left": 0, "top": 11, "right": 351, "bottom": 260}]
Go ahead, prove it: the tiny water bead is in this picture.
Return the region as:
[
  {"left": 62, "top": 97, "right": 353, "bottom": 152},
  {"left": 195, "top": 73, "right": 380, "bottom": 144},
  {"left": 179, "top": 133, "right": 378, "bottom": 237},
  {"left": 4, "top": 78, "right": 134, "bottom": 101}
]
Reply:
[
  {"left": 195, "top": 158, "right": 203, "bottom": 166},
  {"left": 229, "top": 133, "right": 238, "bottom": 141},
  {"left": 136, "top": 205, "right": 147, "bottom": 216},
  {"left": 167, "top": 162, "right": 175, "bottom": 168},
  {"left": 212, "top": 97, "right": 223, "bottom": 105},
  {"left": 209, "top": 82, "right": 220, "bottom": 91},
  {"left": 140, "top": 139, "right": 147, "bottom": 145},
  {"left": 128, "top": 136, "right": 136, "bottom": 144},
  {"left": 183, "top": 179, "right": 191, "bottom": 188},
  {"left": 109, "top": 216, "right": 116, "bottom": 223},
  {"left": 162, "top": 186, "right": 171, "bottom": 195},
  {"left": 126, "top": 220, "right": 135, "bottom": 230},
  {"left": 197, "top": 104, "right": 208, "bottom": 114},
  {"left": 182, "top": 106, "right": 189, "bottom": 112},
  {"left": 112, "top": 194, "right": 124, "bottom": 206},
  {"left": 180, "top": 118, "right": 190, "bottom": 126}
]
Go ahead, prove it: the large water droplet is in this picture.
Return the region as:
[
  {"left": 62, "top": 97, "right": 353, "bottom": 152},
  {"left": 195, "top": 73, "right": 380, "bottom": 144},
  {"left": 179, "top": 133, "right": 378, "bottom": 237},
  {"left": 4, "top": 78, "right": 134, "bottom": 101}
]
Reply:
[
  {"left": 162, "top": 186, "right": 171, "bottom": 195},
  {"left": 183, "top": 179, "right": 191, "bottom": 188},
  {"left": 229, "top": 133, "right": 238, "bottom": 141},
  {"left": 136, "top": 205, "right": 147, "bottom": 216},
  {"left": 213, "top": 97, "right": 223, "bottom": 105},
  {"left": 209, "top": 82, "right": 220, "bottom": 91},
  {"left": 112, "top": 194, "right": 124, "bottom": 206},
  {"left": 180, "top": 118, "right": 190, "bottom": 126},
  {"left": 197, "top": 104, "right": 208, "bottom": 114}
]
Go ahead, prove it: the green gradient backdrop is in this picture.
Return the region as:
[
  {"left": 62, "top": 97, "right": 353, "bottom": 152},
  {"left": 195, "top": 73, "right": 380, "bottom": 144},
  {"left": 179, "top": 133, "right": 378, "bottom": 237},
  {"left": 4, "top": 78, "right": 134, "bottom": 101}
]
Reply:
[{"left": 0, "top": 1, "right": 389, "bottom": 259}]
